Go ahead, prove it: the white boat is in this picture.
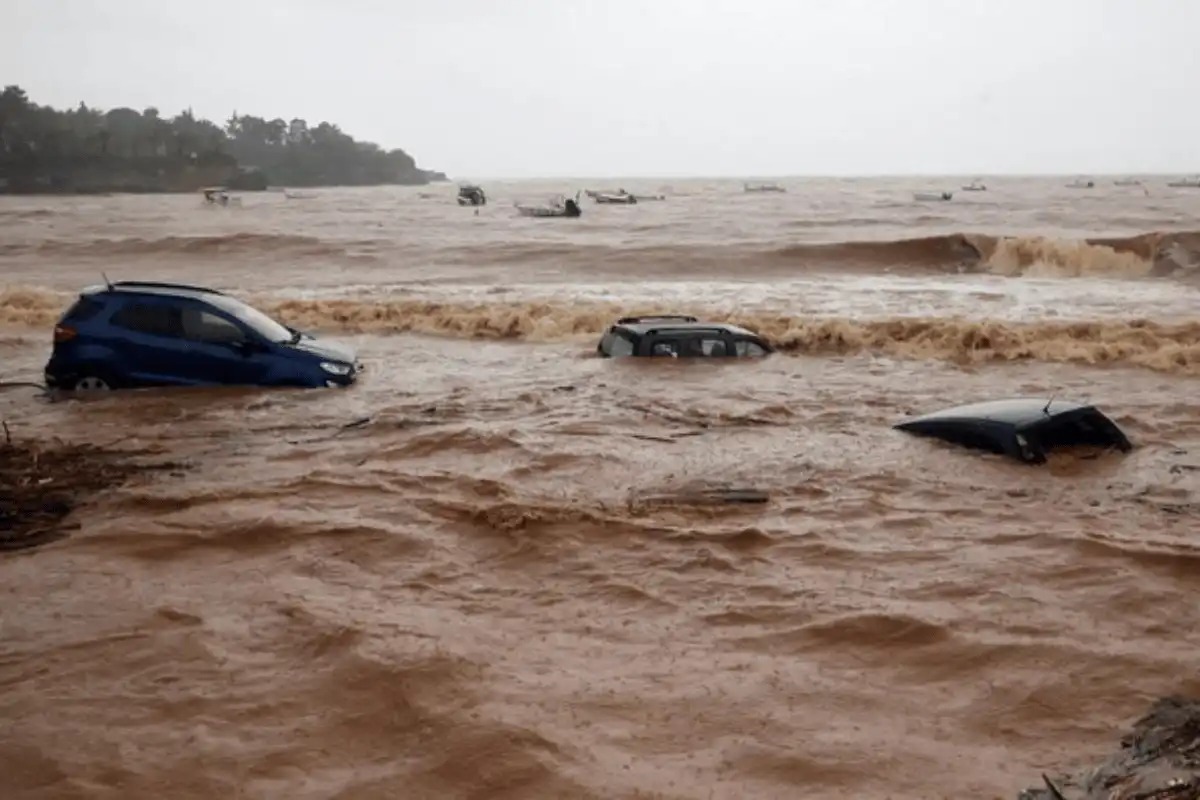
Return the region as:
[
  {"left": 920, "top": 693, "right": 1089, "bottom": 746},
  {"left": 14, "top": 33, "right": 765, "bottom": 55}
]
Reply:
[
  {"left": 1065, "top": 178, "right": 1095, "bottom": 189},
  {"left": 744, "top": 182, "right": 786, "bottom": 193},
  {"left": 912, "top": 191, "right": 953, "bottom": 202},
  {"left": 593, "top": 189, "right": 638, "bottom": 205},
  {"left": 1113, "top": 178, "right": 1142, "bottom": 187},
  {"left": 961, "top": 179, "right": 987, "bottom": 191},
  {"left": 587, "top": 188, "right": 664, "bottom": 202},
  {"left": 1166, "top": 176, "right": 1200, "bottom": 188},
  {"left": 514, "top": 194, "right": 582, "bottom": 218}
]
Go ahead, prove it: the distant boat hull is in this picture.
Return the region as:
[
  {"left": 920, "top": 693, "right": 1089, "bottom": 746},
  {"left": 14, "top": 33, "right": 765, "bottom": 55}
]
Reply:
[
  {"left": 594, "top": 193, "right": 637, "bottom": 204},
  {"left": 514, "top": 198, "right": 582, "bottom": 218},
  {"left": 912, "top": 191, "right": 953, "bottom": 202}
]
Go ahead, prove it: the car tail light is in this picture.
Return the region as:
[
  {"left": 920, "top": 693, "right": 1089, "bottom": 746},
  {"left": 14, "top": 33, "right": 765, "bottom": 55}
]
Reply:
[{"left": 53, "top": 324, "right": 77, "bottom": 343}]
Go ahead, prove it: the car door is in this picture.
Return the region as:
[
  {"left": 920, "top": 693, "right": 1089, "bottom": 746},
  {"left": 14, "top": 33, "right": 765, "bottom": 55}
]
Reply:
[
  {"left": 176, "top": 305, "right": 271, "bottom": 386},
  {"left": 105, "top": 301, "right": 188, "bottom": 384}
]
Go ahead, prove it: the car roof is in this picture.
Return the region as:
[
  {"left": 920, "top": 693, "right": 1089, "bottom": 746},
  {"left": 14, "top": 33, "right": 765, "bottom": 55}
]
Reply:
[
  {"left": 896, "top": 397, "right": 1095, "bottom": 430},
  {"left": 81, "top": 280, "right": 230, "bottom": 304},
  {"left": 613, "top": 316, "right": 761, "bottom": 337}
]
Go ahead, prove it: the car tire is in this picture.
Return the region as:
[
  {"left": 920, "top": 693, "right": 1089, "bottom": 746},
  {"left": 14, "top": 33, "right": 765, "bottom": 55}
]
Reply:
[{"left": 70, "top": 366, "right": 118, "bottom": 392}]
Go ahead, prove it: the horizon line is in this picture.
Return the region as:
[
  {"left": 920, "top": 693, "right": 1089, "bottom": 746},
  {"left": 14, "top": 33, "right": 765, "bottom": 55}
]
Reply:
[{"left": 441, "top": 171, "right": 1197, "bottom": 182}]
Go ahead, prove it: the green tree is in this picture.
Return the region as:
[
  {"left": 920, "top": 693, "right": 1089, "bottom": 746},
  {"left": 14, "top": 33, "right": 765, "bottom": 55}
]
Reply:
[{"left": 0, "top": 85, "right": 442, "bottom": 194}]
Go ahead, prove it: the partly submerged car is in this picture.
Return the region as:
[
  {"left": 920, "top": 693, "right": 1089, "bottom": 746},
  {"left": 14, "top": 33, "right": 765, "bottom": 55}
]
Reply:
[
  {"left": 44, "top": 279, "right": 361, "bottom": 392},
  {"left": 893, "top": 397, "right": 1132, "bottom": 464},
  {"left": 457, "top": 183, "right": 487, "bottom": 206},
  {"left": 596, "top": 315, "right": 775, "bottom": 358}
]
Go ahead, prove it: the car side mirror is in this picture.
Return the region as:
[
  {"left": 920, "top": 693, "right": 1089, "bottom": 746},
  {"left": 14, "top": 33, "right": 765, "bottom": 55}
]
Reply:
[{"left": 230, "top": 339, "right": 259, "bottom": 356}]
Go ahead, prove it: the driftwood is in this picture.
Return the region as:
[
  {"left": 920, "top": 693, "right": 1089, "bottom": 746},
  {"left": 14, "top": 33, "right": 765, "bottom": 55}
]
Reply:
[
  {"left": 0, "top": 424, "right": 174, "bottom": 551},
  {"left": 1018, "top": 696, "right": 1200, "bottom": 800}
]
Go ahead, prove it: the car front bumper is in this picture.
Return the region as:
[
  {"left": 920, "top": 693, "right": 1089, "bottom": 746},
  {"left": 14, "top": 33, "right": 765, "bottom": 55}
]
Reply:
[{"left": 324, "top": 361, "right": 364, "bottom": 388}]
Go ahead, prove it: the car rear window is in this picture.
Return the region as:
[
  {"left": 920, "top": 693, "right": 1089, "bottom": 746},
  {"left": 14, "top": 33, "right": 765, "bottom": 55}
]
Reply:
[
  {"left": 600, "top": 331, "right": 635, "bottom": 357},
  {"left": 59, "top": 296, "right": 106, "bottom": 323}
]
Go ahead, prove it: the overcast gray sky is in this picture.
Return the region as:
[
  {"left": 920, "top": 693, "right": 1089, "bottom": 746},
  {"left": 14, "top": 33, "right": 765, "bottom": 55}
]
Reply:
[{"left": 5, "top": 0, "right": 1196, "bottom": 179}]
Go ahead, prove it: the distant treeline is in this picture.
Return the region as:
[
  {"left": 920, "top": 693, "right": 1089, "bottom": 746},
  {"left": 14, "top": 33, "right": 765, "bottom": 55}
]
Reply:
[{"left": 0, "top": 84, "right": 445, "bottom": 194}]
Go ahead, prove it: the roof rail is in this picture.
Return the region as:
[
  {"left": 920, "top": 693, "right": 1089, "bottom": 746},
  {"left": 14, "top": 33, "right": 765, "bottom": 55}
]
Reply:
[
  {"left": 617, "top": 314, "right": 699, "bottom": 325},
  {"left": 110, "top": 280, "right": 227, "bottom": 295}
]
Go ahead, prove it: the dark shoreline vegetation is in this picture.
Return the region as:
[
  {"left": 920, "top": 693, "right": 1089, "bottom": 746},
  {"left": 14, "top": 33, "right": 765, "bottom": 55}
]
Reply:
[{"left": 0, "top": 84, "right": 446, "bottom": 195}]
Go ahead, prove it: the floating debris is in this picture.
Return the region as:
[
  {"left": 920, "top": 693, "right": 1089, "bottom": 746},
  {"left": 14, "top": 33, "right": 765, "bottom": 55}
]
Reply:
[
  {"left": 1017, "top": 696, "right": 1200, "bottom": 799},
  {"left": 0, "top": 425, "right": 179, "bottom": 551}
]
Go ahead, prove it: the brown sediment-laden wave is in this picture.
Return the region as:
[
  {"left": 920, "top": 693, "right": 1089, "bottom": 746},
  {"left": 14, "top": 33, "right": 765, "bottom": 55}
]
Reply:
[
  {"left": 3, "top": 288, "right": 1197, "bottom": 375},
  {"left": 1, "top": 230, "right": 1198, "bottom": 279},
  {"left": 768, "top": 230, "right": 1200, "bottom": 279},
  {"left": 0, "top": 232, "right": 384, "bottom": 261}
]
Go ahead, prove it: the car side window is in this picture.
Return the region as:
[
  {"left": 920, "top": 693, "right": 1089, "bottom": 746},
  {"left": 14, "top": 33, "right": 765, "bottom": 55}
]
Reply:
[
  {"left": 672, "top": 336, "right": 726, "bottom": 357},
  {"left": 109, "top": 303, "right": 179, "bottom": 338},
  {"left": 650, "top": 340, "right": 678, "bottom": 357},
  {"left": 734, "top": 339, "right": 768, "bottom": 357},
  {"left": 180, "top": 307, "right": 245, "bottom": 344}
]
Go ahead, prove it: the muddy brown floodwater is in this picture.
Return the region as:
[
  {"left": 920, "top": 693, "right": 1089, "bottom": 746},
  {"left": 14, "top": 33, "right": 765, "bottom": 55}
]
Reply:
[{"left": 1, "top": 177, "right": 1199, "bottom": 799}]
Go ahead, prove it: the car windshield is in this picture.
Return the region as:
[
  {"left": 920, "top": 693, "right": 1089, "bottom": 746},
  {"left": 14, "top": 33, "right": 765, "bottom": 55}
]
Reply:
[{"left": 211, "top": 296, "right": 292, "bottom": 343}]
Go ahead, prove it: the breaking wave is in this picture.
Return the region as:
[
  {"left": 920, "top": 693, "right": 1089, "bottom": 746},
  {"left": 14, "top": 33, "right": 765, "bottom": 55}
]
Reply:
[
  {"left": 3, "top": 288, "right": 1197, "bottom": 375},
  {"left": 767, "top": 230, "right": 1200, "bottom": 279},
  {"left": 1, "top": 230, "right": 1198, "bottom": 279}
]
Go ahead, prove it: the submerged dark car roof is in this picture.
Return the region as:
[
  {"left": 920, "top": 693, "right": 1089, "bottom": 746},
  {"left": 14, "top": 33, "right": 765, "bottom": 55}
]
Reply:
[
  {"left": 897, "top": 397, "right": 1093, "bottom": 429},
  {"left": 615, "top": 319, "right": 762, "bottom": 337}
]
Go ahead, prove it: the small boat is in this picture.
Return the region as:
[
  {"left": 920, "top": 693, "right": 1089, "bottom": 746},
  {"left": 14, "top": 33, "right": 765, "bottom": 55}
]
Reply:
[
  {"left": 514, "top": 194, "right": 582, "bottom": 218},
  {"left": 1065, "top": 178, "right": 1095, "bottom": 189},
  {"left": 284, "top": 190, "right": 316, "bottom": 200},
  {"left": 1113, "top": 178, "right": 1142, "bottom": 187},
  {"left": 201, "top": 187, "right": 239, "bottom": 206},
  {"left": 593, "top": 188, "right": 638, "bottom": 205},
  {"left": 961, "top": 179, "right": 987, "bottom": 191},
  {"left": 457, "top": 183, "right": 487, "bottom": 206},
  {"left": 1166, "top": 176, "right": 1200, "bottom": 188},
  {"left": 912, "top": 191, "right": 953, "bottom": 202},
  {"left": 744, "top": 182, "right": 786, "bottom": 193},
  {"left": 585, "top": 188, "right": 643, "bottom": 204}
]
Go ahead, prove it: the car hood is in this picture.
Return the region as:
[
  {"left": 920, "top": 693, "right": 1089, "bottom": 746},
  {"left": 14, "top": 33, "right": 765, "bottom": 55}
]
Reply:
[{"left": 284, "top": 334, "right": 357, "bottom": 364}]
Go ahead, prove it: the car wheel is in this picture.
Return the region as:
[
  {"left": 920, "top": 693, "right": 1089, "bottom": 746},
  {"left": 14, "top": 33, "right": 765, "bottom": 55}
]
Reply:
[{"left": 71, "top": 368, "right": 116, "bottom": 392}]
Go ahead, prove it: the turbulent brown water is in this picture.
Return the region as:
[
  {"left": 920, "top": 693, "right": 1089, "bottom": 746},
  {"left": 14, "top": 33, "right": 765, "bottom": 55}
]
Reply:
[{"left": 1, "top": 176, "right": 1199, "bottom": 799}]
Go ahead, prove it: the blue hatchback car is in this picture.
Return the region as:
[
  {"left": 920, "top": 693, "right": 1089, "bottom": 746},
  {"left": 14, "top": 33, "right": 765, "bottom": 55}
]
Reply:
[{"left": 44, "top": 280, "right": 361, "bottom": 392}]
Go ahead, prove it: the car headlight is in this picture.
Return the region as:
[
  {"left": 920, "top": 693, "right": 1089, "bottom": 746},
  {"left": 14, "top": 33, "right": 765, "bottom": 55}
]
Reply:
[{"left": 320, "top": 361, "right": 352, "bottom": 376}]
